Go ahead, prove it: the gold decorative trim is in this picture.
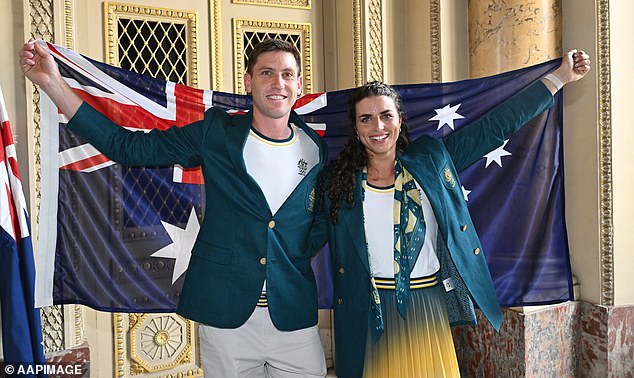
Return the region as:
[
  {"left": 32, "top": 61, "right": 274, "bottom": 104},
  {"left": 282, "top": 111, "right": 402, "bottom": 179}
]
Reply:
[
  {"left": 210, "top": 0, "right": 222, "bottom": 91},
  {"left": 232, "top": 18, "right": 312, "bottom": 94},
  {"left": 113, "top": 313, "right": 126, "bottom": 376},
  {"left": 64, "top": 0, "right": 73, "bottom": 49},
  {"left": 430, "top": 0, "right": 441, "bottom": 83},
  {"left": 104, "top": 1, "right": 200, "bottom": 87},
  {"left": 597, "top": 0, "right": 613, "bottom": 306},
  {"left": 367, "top": 0, "right": 383, "bottom": 82},
  {"left": 232, "top": 0, "right": 311, "bottom": 9},
  {"left": 73, "top": 305, "right": 83, "bottom": 346},
  {"left": 353, "top": 0, "right": 363, "bottom": 86}
]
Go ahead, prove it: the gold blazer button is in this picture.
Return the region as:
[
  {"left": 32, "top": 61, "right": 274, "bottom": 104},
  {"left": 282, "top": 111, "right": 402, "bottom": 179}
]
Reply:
[
  {"left": 461, "top": 224, "right": 468, "bottom": 232},
  {"left": 338, "top": 267, "right": 345, "bottom": 274},
  {"left": 260, "top": 257, "right": 267, "bottom": 265},
  {"left": 474, "top": 247, "right": 481, "bottom": 255},
  {"left": 268, "top": 220, "right": 276, "bottom": 229}
]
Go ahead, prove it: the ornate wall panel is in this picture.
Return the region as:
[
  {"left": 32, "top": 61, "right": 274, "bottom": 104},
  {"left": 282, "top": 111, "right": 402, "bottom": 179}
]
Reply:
[
  {"left": 352, "top": 0, "right": 384, "bottom": 85},
  {"left": 232, "top": 18, "right": 312, "bottom": 94},
  {"left": 352, "top": 0, "right": 440, "bottom": 85},
  {"left": 232, "top": 0, "right": 311, "bottom": 9},
  {"left": 104, "top": 2, "right": 199, "bottom": 87},
  {"left": 114, "top": 313, "right": 202, "bottom": 376}
]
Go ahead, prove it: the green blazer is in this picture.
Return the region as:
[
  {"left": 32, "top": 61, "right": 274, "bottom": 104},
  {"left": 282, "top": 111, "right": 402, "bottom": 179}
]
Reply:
[
  {"left": 311, "top": 81, "right": 554, "bottom": 378},
  {"left": 68, "top": 104, "right": 327, "bottom": 331}
]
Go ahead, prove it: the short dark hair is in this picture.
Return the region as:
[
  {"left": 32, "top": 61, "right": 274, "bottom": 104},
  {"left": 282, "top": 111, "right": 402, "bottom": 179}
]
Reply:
[{"left": 246, "top": 39, "right": 302, "bottom": 76}]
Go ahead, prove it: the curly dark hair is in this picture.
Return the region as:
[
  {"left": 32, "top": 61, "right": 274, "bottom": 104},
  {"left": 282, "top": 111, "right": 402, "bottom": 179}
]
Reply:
[{"left": 320, "top": 81, "right": 411, "bottom": 223}]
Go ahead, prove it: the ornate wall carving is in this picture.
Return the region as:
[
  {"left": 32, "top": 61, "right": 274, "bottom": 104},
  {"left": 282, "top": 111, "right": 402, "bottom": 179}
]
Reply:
[
  {"left": 430, "top": 0, "right": 441, "bottom": 83},
  {"left": 597, "top": 0, "right": 613, "bottom": 306},
  {"left": 366, "top": 0, "right": 383, "bottom": 82},
  {"left": 353, "top": 0, "right": 363, "bottom": 86},
  {"left": 210, "top": 0, "right": 223, "bottom": 90},
  {"left": 232, "top": 0, "right": 311, "bottom": 9},
  {"left": 112, "top": 313, "right": 201, "bottom": 376}
]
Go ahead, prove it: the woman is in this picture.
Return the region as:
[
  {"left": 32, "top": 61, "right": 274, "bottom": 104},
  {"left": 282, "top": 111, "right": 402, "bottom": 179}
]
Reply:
[{"left": 317, "top": 50, "right": 590, "bottom": 377}]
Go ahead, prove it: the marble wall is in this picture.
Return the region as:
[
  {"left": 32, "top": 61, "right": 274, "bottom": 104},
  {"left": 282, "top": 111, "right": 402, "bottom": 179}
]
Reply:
[
  {"left": 468, "top": 0, "right": 561, "bottom": 78},
  {"left": 45, "top": 343, "right": 90, "bottom": 378},
  {"left": 452, "top": 302, "right": 634, "bottom": 377}
]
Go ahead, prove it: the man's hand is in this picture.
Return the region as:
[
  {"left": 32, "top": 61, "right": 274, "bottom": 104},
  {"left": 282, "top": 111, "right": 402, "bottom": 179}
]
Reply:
[
  {"left": 19, "top": 39, "right": 82, "bottom": 118},
  {"left": 19, "top": 39, "right": 62, "bottom": 89}
]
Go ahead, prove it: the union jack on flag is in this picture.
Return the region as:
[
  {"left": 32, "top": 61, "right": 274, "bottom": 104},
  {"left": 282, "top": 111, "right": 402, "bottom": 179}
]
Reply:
[
  {"left": 36, "top": 41, "right": 573, "bottom": 312},
  {"left": 1, "top": 84, "right": 47, "bottom": 374}
]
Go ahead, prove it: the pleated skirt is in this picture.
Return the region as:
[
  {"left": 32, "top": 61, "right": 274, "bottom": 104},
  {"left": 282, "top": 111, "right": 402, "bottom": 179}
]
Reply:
[{"left": 362, "top": 281, "right": 460, "bottom": 378}]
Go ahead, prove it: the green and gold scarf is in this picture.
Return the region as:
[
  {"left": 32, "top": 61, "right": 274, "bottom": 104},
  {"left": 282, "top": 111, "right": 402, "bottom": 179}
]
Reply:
[{"left": 362, "top": 158, "right": 426, "bottom": 339}]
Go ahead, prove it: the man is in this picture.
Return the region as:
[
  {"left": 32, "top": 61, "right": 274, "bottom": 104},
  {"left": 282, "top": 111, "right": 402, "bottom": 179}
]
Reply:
[{"left": 20, "top": 38, "right": 327, "bottom": 377}]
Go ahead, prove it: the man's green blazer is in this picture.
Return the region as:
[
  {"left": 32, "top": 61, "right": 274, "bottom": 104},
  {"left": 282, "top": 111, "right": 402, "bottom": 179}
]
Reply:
[{"left": 68, "top": 104, "right": 327, "bottom": 331}]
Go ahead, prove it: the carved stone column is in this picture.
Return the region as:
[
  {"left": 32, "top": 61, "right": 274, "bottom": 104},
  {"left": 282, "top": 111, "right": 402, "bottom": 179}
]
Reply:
[{"left": 468, "top": 0, "right": 561, "bottom": 78}]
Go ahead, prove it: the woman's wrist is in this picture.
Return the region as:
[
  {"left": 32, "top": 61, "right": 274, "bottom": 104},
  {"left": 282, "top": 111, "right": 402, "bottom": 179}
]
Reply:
[{"left": 544, "top": 72, "right": 564, "bottom": 92}]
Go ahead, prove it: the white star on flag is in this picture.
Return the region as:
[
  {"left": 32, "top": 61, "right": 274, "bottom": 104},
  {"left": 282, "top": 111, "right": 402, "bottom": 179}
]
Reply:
[
  {"left": 429, "top": 103, "right": 465, "bottom": 130},
  {"left": 483, "top": 139, "right": 512, "bottom": 168},
  {"left": 461, "top": 186, "right": 471, "bottom": 202},
  {"left": 151, "top": 208, "right": 200, "bottom": 284}
]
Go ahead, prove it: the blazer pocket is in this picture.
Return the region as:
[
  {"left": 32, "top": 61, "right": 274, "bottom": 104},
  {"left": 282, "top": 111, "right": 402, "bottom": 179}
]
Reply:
[{"left": 192, "top": 241, "right": 235, "bottom": 265}]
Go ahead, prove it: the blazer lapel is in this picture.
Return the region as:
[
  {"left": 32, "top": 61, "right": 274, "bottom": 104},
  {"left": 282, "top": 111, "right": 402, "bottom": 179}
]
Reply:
[
  {"left": 224, "top": 112, "right": 272, "bottom": 215},
  {"left": 225, "top": 112, "right": 253, "bottom": 183},
  {"left": 340, "top": 172, "right": 371, "bottom": 274},
  {"left": 400, "top": 152, "right": 449, "bottom": 237}
]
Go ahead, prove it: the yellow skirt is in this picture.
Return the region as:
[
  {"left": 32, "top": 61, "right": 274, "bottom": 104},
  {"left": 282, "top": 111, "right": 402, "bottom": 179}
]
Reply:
[{"left": 363, "top": 280, "right": 460, "bottom": 378}]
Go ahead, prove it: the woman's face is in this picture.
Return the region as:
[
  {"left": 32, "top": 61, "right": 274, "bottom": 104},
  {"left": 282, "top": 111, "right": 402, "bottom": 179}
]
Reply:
[{"left": 354, "top": 95, "right": 402, "bottom": 159}]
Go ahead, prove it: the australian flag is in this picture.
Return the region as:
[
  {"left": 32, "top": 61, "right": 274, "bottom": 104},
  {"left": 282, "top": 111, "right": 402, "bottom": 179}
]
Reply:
[
  {"left": 1, "top": 85, "right": 47, "bottom": 375},
  {"left": 35, "top": 41, "right": 572, "bottom": 312}
]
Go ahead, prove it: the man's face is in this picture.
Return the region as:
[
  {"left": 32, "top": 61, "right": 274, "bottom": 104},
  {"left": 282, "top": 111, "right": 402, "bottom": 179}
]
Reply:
[{"left": 244, "top": 51, "right": 303, "bottom": 122}]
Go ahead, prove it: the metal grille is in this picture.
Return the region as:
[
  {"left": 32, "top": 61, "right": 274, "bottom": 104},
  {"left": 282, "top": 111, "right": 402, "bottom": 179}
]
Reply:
[
  {"left": 117, "top": 18, "right": 188, "bottom": 84},
  {"left": 242, "top": 31, "right": 302, "bottom": 74}
]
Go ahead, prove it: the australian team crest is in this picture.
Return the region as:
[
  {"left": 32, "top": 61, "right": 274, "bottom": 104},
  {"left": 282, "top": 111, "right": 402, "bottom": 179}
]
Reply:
[
  {"left": 307, "top": 187, "right": 316, "bottom": 213},
  {"left": 443, "top": 167, "right": 456, "bottom": 188}
]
